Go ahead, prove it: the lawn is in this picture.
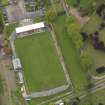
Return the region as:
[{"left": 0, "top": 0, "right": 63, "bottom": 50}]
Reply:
[
  {"left": 15, "top": 30, "right": 66, "bottom": 92},
  {"left": 79, "top": 89, "right": 105, "bottom": 105},
  {"left": 52, "top": 15, "right": 88, "bottom": 92},
  {"left": 83, "top": 13, "right": 105, "bottom": 76}
]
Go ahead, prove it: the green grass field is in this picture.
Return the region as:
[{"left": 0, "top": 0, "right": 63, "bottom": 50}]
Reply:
[
  {"left": 15, "top": 31, "right": 66, "bottom": 92},
  {"left": 53, "top": 15, "right": 88, "bottom": 92}
]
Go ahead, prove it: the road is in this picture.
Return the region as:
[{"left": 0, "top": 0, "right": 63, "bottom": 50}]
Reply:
[
  {"left": 92, "top": 74, "right": 105, "bottom": 80},
  {"left": 30, "top": 85, "right": 69, "bottom": 98}
]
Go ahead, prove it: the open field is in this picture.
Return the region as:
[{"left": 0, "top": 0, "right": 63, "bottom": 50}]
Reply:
[
  {"left": 83, "top": 13, "right": 105, "bottom": 76},
  {"left": 15, "top": 30, "right": 66, "bottom": 92},
  {"left": 52, "top": 14, "right": 88, "bottom": 92}
]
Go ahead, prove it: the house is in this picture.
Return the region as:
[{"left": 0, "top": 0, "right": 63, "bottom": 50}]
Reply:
[{"left": 15, "top": 22, "right": 45, "bottom": 37}]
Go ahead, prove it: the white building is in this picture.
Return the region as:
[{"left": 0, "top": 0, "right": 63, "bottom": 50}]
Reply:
[
  {"left": 12, "top": 58, "right": 22, "bottom": 71},
  {"left": 55, "top": 100, "right": 64, "bottom": 105},
  {"left": 15, "top": 22, "right": 45, "bottom": 36},
  {"left": 18, "top": 72, "right": 24, "bottom": 84}
]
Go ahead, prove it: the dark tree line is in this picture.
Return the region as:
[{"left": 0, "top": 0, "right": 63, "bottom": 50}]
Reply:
[
  {"left": 96, "top": 4, "right": 105, "bottom": 19},
  {"left": 0, "top": 11, "right": 4, "bottom": 33},
  {"left": 80, "top": 21, "right": 105, "bottom": 53}
]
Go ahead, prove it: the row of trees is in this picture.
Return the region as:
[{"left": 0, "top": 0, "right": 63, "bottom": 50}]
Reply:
[
  {"left": 0, "top": 76, "right": 4, "bottom": 95},
  {"left": 96, "top": 4, "right": 105, "bottom": 19},
  {"left": 67, "top": 23, "right": 83, "bottom": 49},
  {"left": 66, "top": 16, "right": 93, "bottom": 71},
  {"left": 0, "top": 11, "right": 4, "bottom": 33},
  {"left": 45, "top": 9, "right": 94, "bottom": 73},
  {"left": 67, "top": 16, "right": 83, "bottom": 49}
]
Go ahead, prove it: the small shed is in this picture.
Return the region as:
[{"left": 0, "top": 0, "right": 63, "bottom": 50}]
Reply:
[{"left": 12, "top": 58, "right": 22, "bottom": 71}]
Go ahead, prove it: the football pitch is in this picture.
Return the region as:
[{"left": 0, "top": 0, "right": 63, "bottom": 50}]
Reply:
[{"left": 15, "top": 31, "right": 66, "bottom": 92}]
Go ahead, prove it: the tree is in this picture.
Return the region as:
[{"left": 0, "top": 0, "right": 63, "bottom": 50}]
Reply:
[
  {"left": 3, "top": 46, "right": 12, "bottom": 55},
  {"left": 79, "top": 0, "right": 95, "bottom": 15},
  {"left": 3, "top": 39, "right": 12, "bottom": 55},
  {"left": 66, "top": 16, "right": 80, "bottom": 25},
  {"left": 74, "top": 34, "right": 83, "bottom": 49},
  {"left": 45, "top": 9, "right": 56, "bottom": 22},
  {"left": 67, "top": 19, "right": 83, "bottom": 49},
  {"left": 80, "top": 52, "right": 93, "bottom": 71},
  {"left": 66, "top": 0, "right": 105, "bottom": 15},
  {"left": 67, "top": 19, "right": 80, "bottom": 33},
  {"left": 99, "top": 103, "right": 103, "bottom": 105}
]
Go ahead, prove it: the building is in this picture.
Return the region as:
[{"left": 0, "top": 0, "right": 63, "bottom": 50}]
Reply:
[
  {"left": 12, "top": 58, "right": 22, "bottom": 71},
  {"left": 18, "top": 72, "right": 24, "bottom": 84},
  {"left": 55, "top": 100, "right": 64, "bottom": 105},
  {"left": 15, "top": 22, "right": 45, "bottom": 37}
]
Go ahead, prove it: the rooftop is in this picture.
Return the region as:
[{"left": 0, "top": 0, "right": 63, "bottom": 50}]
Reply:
[{"left": 15, "top": 22, "right": 45, "bottom": 34}]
